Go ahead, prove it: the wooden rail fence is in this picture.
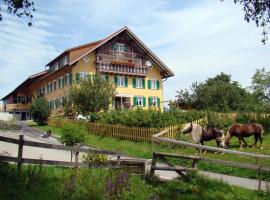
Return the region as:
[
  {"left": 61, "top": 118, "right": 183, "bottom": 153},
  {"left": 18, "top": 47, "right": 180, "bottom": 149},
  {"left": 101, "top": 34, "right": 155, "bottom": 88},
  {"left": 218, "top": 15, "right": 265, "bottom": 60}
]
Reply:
[
  {"left": 48, "top": 116, "right": 208, "bottom": 142},
  {"left": 0, "top": 135, "right": 149, "bottom": 175},
  {"left": 152, "top": 129, "right": 270, "bottom": 191}
]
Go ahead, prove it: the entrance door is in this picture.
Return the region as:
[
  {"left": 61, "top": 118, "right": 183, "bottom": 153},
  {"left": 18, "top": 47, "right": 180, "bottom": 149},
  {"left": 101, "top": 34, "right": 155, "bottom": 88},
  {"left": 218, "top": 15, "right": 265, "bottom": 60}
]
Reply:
[{"left": 21, "top": 112, "right": 26, "bottom": 121}]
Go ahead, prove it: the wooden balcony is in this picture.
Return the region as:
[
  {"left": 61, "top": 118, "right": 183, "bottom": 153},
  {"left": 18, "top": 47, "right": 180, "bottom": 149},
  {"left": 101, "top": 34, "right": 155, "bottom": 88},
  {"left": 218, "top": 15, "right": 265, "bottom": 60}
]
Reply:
[
  {"left": 5, "top": 103, "right": 31, "bottom": 111},
  {"left": 97, "top": 62, "right": 148, "bottom": 76}
]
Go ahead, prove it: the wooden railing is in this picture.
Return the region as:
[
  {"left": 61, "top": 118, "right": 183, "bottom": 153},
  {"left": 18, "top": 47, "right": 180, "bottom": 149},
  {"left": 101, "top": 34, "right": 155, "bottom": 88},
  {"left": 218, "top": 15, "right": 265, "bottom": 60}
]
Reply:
[
  {"left": 152, "top": 129, "right": 270, "bottom": 191},
  {"left": 48, "top": 116, "right": 208, "bottom": 142},
  {"left": 5, "top": 103, "right": 31, "bottom": 111},
  {"left": 0, "top": 135, "right": 149, "bottom": 175}
]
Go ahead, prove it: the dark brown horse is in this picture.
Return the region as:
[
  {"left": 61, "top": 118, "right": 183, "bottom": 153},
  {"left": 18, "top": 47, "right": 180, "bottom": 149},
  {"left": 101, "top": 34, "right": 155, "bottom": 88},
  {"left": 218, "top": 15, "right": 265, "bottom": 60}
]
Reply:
[
  {"left": 182, "top": 123, "right": 225, "bottom": 147},
  {"left": 221, "top": 123, "right": 264, "bottom": 149}
]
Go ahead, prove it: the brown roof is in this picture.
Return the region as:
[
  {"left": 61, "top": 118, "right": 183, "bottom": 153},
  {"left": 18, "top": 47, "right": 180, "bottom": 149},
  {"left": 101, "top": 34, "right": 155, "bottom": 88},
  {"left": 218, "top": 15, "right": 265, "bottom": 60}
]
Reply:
[
  {"left": 46, "top": 26, "right": 174, "bottom": 78},
  {"left": 1, "top": 71, "right": 48, "bottom": 100}
]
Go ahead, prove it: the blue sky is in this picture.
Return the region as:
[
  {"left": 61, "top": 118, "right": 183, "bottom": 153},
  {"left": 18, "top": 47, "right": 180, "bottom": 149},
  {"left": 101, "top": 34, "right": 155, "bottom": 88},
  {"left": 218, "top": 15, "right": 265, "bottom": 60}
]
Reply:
[{"left": 0, "top": 0, "right": 269, "bottom": 104}]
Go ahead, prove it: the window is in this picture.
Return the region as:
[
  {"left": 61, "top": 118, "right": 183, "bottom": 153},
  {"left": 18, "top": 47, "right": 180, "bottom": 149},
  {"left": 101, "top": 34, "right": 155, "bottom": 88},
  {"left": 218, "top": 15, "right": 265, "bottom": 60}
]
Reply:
[
  {"left": 148, "top": 79, "right": 160, "bottom": 90},
  {"left": 47, "top": 84, "right": 50, "bottom": 94},
  {"left": 54, "top": 62, "right": 59, "bottom": 71},
  {"left": 151, "top": 80, "right": 157, "bottom": 89},
  {"left": 118, "top": 76, "right": 125, "bottom": 87},
  {"left": 114, "top": 43, "right": 127, "bottom": 52},
  {"left": 136, "top": 78, "right": 143, "bottom": 88},
  {"left": 137, "top": 96, "right": 143, "bottom": 106},
  {"left": 63, "top": 55, "right": 68, "bottom": 65},
  {"left": 66, "top": 73, "right": 72, "bottom": 85}
]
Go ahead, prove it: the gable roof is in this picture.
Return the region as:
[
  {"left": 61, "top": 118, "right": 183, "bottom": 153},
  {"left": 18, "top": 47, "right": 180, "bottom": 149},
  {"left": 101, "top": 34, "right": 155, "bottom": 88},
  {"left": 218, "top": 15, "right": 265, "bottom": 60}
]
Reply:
[
  {"left": 47, "top": 26, "right": 174, "bottom": 78},
  {"left": 1, "top": 71, "right": 48, "bottom": 100}
]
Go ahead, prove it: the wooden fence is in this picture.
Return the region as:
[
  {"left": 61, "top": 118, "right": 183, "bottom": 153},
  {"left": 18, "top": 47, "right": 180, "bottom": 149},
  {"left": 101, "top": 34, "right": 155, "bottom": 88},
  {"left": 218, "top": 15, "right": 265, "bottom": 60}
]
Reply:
[
  {"left": 48, "top": 116, "right": 208, "bottom": 142},
  {"left": 152, "top": 129, "right": 270, "bottom": 191},
  {"left": 0, "top": 135, "right": 150, "bottom": 175}
]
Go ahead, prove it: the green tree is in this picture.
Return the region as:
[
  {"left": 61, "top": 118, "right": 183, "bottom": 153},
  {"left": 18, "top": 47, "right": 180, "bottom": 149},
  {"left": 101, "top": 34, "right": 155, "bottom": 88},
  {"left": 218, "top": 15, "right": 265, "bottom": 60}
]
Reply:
[
  {"left": 0, "top": 0, "right": 35, "bottom": 26},
  {"left": 67, "top": 74, "right": 115, "bottom": 117},
  {"left": 29, "top": 97, "right": 50, "bottom": 125},
  {"left": 59, "top": 123, "right": 85, "bottom": 162},
  {"left": 176, "top": 72, "right": 263, "bottom": 112},
  {"left": 252, "top": 67, "right": 270, "bottom": 109}
]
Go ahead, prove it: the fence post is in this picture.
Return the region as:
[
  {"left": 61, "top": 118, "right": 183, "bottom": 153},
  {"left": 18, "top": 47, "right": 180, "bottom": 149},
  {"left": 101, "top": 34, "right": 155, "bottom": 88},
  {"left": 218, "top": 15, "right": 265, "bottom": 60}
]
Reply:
[
  {"left": 74, "top": 143, "right": 80, "bottom": 170},
  {"left": 17, "top": 135, "right": 24, "bottom": 171}
]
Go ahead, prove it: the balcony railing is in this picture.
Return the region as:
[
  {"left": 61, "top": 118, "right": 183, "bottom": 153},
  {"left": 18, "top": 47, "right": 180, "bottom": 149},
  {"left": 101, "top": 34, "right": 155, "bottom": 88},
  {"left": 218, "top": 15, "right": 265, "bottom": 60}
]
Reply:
[
  {"left": 5, "top": 103, "right": 31, "bottom": 112},
  {"left": 97, "top": 62, "right": 148, "bottom": 76}
]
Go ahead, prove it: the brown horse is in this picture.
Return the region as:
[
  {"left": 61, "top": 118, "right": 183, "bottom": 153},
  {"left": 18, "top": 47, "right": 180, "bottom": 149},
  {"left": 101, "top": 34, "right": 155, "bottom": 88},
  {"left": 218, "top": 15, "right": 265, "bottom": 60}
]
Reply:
[{"left": 221, "top": 123, "right": 264, "bottom": 149}]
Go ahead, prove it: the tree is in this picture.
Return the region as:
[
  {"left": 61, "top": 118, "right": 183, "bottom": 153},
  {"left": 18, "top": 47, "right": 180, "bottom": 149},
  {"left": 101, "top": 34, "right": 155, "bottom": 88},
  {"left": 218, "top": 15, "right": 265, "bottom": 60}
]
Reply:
[
  {"left": 67, "top": 74, "right": 115, "bottom": 117},
  {"left": 226, "top": 0, "right": 270, "bottom": 44},
  {"left": 176, "top": 72, "right": 264, "bottom": 112},
  {"left": 0, "top": 0, "right": 35, "bottom": 26},
  {"left": 252, "top": 67, "right": 270, "bottom": 109},
  {"left": 29, "top": 97, "right": 50, "bottom": 125},
  {"left": 59, "top": 123, "right": 85, "bottom": 162}
]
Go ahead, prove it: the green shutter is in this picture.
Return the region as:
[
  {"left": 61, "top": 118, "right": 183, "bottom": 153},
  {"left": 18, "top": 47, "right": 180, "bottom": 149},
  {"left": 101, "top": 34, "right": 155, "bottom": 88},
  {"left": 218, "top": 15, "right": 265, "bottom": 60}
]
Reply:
[
  {"left": 133, "top": 96, "right": 137, "bottom": 106},
  {"left": 58, "top": 79, "right": 61, "bottom": 88},
  {"left": 157, "top": 98, "right": 161, "bottom": 108},
  {"left": 76, "top": 73, "right": 80, "bottom": 83},
  {"left": 148, "top": 80, "right": 151, "bottom": 89},
  {"left": 54, "top": 82, "right": 56, "bottom": 90},
  {"left": 133, "top": 78, "right": 136, "bottom": 88},
  {"left": 125, "top": 76, "right": 128, "bottom": 87},
  {"left": 148, "top": 97, "right": 152, "bottom": 107},
  {"left": 124, "top": 45, "right": 128, "bottom": 52},
  {"left": 143, "top": 96, "right": 146, "bottom": 107},
  {"left": 142, "top": 78, "right": 145, "bottom": 89},
  {"left": 87, "top": 74, "right": 92, "bottom": 80},
  {"left": 114, "top": 76, "right": 118, "bottom": 86},
  {"left": 157, "top": 80, "right": 160, "bottom": 90},
  {"left": 105, "top": 75, "right": 109, "bottom": 81},
  {"left": 69, "top": 73, "right": 72, "bottom": 85}
]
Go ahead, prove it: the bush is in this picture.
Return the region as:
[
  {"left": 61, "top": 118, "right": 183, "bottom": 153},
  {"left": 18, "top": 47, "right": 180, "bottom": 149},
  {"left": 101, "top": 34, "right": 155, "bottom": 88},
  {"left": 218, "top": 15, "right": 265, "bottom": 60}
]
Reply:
[
  {"left": 91, "top": 108, "right": 206, "bottom": 128},
  {"left": 207, "top": 112, "right": 235, "bottom": 130},
  {"left": 29, "top": 97, "right": 50, "bottom": 125},
  {"left": 0, "top": 120, "right": 21, "bottom": 130},
  {"left": 81, "top": 152, "right": 107, "bottom": 165}
]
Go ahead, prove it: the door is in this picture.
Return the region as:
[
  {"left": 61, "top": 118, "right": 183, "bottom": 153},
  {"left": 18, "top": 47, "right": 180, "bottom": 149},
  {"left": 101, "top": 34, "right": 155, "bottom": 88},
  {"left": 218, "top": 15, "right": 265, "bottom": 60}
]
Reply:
[{"left": 21, "top": 112, "right": 26, "bottom": 121}]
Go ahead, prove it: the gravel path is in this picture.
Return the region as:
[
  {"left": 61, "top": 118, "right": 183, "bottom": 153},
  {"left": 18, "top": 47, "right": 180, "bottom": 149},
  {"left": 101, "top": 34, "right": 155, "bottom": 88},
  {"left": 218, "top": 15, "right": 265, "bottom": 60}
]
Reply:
[{"left": 0, "top": 123, "right": 269, "bottom": 191}]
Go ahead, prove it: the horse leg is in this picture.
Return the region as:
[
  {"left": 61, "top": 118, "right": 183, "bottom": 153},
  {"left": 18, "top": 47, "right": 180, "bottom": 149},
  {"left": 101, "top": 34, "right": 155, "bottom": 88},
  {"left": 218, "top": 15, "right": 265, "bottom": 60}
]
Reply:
[
  {"left": 252, "top": 135, "right": 258, "bottom": 148},
  {"left": 258, "top": 134, "right": 263, "bottom": 149},
  {"left": 238, "top": 137, "right": 243, "bottom": 149},
  {"left": 241, "top": 137, "right": 248, "bottom": 147}
]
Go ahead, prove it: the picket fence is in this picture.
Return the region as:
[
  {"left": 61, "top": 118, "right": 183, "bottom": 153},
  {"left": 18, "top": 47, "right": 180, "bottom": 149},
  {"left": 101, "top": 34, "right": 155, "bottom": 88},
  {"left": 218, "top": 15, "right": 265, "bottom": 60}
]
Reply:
[{"left": 48, "top": 116, "right": 208, "bottom": 142}]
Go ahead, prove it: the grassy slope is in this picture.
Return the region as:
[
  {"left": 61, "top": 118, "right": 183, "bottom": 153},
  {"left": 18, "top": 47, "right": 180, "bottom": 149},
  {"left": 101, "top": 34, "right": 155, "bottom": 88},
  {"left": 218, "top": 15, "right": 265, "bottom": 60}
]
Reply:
[
  {"left": 28, "top": 121, "right": 270, "bottom": 180},
  {"left": 0, "top": 163, "right": 269, "bottom": 200}
]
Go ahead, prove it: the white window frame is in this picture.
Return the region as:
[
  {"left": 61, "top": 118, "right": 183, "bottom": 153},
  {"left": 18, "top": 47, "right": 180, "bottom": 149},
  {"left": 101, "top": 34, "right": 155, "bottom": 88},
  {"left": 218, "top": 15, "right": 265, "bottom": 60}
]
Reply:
[
  {"left": 65, "top": 73, "right": 70, "bottom": 85},
  {"left": 80, "top": 72, "right": 89, "bottom": 80},
  {"left": 59, "top": 77, "right": 63, "bottom": 89},
  {"left": 136, "top": 78, "right": 143, "bottom": 88},
  {"left": 118, "top": 76, "right": 125, "bottom": 87},
  {"left": 151, "top": 79, "right": 157, "bottom": 89},
  {"left": 54, "top": 62, "right": 59, "bottom": 70},
  {"left": 137, "top": 96, "right": 143, "bottom": 107},
  {"left": 116, "top": 43, "right": 125, "bottom": 52},
  {"left": 151, "top": 97, "right": 158, "bottom": 107},
  {"left": 63, "top": 56, "right": 68, "bottom": 65}
]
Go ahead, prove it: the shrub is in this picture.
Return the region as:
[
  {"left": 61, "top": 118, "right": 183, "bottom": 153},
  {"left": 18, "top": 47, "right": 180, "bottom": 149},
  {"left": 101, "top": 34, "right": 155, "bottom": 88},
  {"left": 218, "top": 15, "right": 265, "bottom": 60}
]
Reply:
[
  {"left": 59, "top": 123, "right": 86, "bottom": 162},
  {"left": 0, "top": 120, "right": 21, "bottom": 130},
  {"left": 81, "top": 152, "right": 107, "bottom": 165},
  {"left": 29, "top": 97, "right": 50, "bottom": 125}
]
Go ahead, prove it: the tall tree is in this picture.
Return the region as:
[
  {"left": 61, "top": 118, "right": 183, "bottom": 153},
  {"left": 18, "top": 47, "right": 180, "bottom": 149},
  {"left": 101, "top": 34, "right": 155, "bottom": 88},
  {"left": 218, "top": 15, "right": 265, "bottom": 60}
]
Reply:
[
  {"left": 67, "top": 74, "right": 115, "bottom": 117},
  {"left": 226, "top": 0, "right": 270, "bottom": 44},
  {"left": 252, "top": 68, "right": 270, "bottom": 107},
  {"left": 0, "top": 0, "right": 35, "bottom": 26},
  {"left": 176, "top": 72, "right": 264, "bottom": 112}
]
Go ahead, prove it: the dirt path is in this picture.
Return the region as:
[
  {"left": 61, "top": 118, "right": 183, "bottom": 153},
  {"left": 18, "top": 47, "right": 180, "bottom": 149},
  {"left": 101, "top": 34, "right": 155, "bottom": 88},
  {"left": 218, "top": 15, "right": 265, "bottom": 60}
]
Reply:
[{"left": 0, "top": 124, "right": 268, "bottom": 191}]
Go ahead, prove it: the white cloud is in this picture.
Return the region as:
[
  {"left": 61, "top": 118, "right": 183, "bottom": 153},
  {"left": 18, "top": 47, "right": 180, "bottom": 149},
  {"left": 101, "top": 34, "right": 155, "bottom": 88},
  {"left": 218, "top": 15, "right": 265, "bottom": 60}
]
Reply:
[{"left": 0, "top": 0, "right": 269, "bottom": 103}]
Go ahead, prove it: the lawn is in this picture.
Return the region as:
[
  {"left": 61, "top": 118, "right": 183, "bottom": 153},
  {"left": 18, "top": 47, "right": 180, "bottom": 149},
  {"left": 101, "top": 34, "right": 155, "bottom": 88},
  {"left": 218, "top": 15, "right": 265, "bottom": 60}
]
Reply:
[
  {"left": 28, "top": 121, "right": 270, "bottom": 180},
  {"left": 0, "top": 162, "right": 269, "bottom": 200}
]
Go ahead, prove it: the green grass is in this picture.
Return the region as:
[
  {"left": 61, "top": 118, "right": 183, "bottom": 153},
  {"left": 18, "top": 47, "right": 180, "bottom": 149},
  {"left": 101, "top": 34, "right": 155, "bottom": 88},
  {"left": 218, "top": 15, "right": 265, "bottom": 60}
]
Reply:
[
  {"left": 0, "top": 162, "right": 269, "bottom": 200},
  {"left": 28, "top": 121, "right": 270, "bottom": 180}
]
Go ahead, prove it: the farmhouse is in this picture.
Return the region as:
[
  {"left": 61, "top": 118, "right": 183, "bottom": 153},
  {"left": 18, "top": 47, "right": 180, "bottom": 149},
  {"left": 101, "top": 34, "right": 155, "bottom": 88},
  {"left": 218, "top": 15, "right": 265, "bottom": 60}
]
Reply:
[{"left": 1, "top": 27, "right": 174, "bottom": 120}]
